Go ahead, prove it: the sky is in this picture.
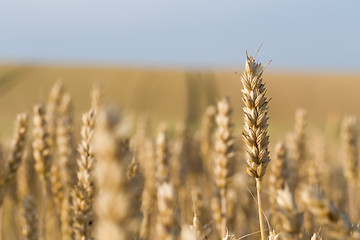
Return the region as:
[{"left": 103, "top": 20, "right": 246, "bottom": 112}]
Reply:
[{"left": 0, "top": 0, "right": 359, "bottom": 70}]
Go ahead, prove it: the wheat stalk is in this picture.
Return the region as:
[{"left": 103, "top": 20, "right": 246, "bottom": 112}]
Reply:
[{"left": 241, "top": 54, "right": 271, "bottom": 240}]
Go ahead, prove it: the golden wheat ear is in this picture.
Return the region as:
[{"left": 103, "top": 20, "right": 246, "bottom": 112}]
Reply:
[
  {"left": 72, "top": 110, "right": 96, "bottom": 240},
  {"left": 94, "top": 107, "right": 141, "bottom": 240},
  {"left": 241, "top": 54, "right": 271, "bottom": 240},
  {"left": 214, "top": 97, "right": 234, "bottom": 238},
  {"left": 21, "top": 195, "right": 39, "bottom": 240},
  {"left": 32, "top": 103, "right": 52, "bottom": 240},
  {"left": 341, "top": 116, "right": 358, "bottom": 221}
]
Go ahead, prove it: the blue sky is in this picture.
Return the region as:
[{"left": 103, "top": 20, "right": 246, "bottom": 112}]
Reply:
[{"left": 0, "top": 0, "right": 359, "bottom": 70}]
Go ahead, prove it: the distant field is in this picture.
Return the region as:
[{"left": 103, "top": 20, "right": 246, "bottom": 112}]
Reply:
[{"left": 0, "top": 64, "right": 359, "bottom": 140}]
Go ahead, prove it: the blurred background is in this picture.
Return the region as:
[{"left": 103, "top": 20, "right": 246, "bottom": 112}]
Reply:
[{"left": 0, "top": 0, "right": 360, "bottom": 139}]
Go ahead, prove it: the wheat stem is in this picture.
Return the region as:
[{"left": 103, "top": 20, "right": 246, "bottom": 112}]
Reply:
[
  {"left": 256, "top": 178, "right": 266, "bottom": 240},
  {"left": 40, "top": 180, "right": 47, "bottom": 240}
]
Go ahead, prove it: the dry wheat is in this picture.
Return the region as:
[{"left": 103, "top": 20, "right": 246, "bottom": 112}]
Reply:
[
  {"left": 72, "top": 110, "right": 96, "bottom": 240},
  {"left": 241, "top": 54, "right": 271, "bottom": 240},
  {"left": 94, "top": 107, "right": 140, "bottom": 240},
  {"left": 156, "top": 182, "right": 179, "bottom": 240},
  {"left": 301, "top": 186, "right": 360, "bottom": 239},
  {"left": 2, "top": 113, "right": 28, "bottom": 186},
  {"left": 214, "top": 97, "right": 235, "bottom": 238},
  {"left": 341, "top": 116, "right": 358, "bottom": 220},
  {"left": 22, "top": 195, "right": 39, "bottom": 240}
]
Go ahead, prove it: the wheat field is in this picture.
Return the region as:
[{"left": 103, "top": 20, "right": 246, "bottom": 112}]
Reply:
[{"left": 0, "top": 56, "right": 359, "bottom": 240}]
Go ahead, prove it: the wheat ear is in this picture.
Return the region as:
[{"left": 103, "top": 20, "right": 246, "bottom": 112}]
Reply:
[
  {"left": 287, "top": 109, "right": 307, "bottom": 192},
  {"left": 241, "top": 54, "right": 271, "bottom": 240},
  {"left": 201, "top": 105, "right": 216, "bottom": 166},
  {"left": 32, "top": 103, "right": 52, "bottom": 240},
  {"left": 60, "top": 195, "right": 74, "bottom": 240},
  {"left": 341, "top": 116, "right": 358, "bottom": 220},
  {"left": 155, "top": 124, "right": 170, "bottom": 184},
  {"left": 46, "top": 81, "right": 64, "bottom": 149},
  {"left": 214, "top": 97, "right": 235, "bottom": 238},
  {"left": 269, "top": 142, "right": 287, "bottom": 205},
  {"left": 94, "top": 107, "right": 140, "bottom": 240},
  {"left": 57, "top": 92, "right": 76, "bottom": 190},
  {"left": 91, "top": 83, "right": 103, "bottom": 115},
  {"left": 72, "top": 110, "right": 95, "bottom": 240},
  {"left": 50, "top": 165, "right": 64, "bottom": 219},
  {"left": 0, "top": 113, "right": 28, "bottom": 207},
  {"left": 2, "top": 113, "right": 28, "bottom": 186},
  {"left": 156, "top": 182, "right": 179, "bottom": 240},
  {"left": 274, "top": 185, "right": 303, "bottom": 239},
  {"left": 22, "top": 195, "right": 39, "bottom": 240}
]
